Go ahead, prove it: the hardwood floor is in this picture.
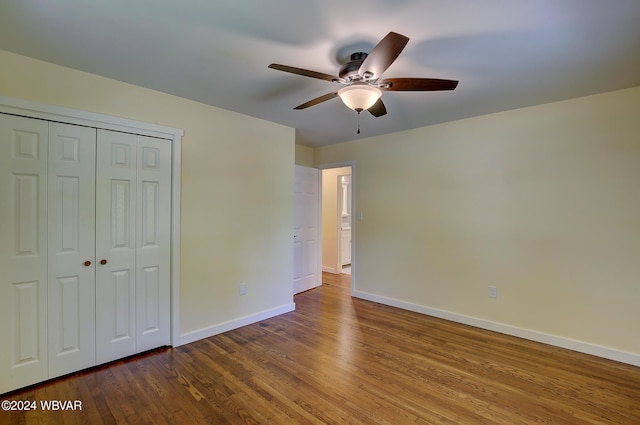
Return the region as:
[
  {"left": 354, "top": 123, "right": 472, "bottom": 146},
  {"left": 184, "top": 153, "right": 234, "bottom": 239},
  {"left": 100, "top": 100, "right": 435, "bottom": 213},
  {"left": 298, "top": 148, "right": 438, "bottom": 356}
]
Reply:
[{"left": 3, "top": 272, "right": 640, "bottom": 424}]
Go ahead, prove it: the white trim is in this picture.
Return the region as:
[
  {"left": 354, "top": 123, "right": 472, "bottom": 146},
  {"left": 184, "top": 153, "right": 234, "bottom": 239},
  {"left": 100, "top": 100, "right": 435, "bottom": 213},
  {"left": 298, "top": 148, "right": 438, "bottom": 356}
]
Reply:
[
  {"left": 170, "top": 134, "right": 182, "bottom": 347},
  {"left": 178, "top": 303, "right": 296, "bottom": 346},
  {"left": 322, "top": 266, "right": 340, "bottom": 274},
  {"left": 353, "top": 290, "right": 640, "bottom": 367},
  {"left": 317, "top": 161, "right": 357, "bottom": 294},
  {"left": 0, "top": 95, "right": 183, "bottom": 139},
  {"left": 0, "top": 95, "right": 183, "bottom": 349}
]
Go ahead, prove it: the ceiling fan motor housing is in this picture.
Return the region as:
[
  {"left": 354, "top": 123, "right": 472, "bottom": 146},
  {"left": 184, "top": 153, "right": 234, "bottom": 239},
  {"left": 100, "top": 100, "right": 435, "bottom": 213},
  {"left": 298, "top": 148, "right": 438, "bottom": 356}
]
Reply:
[{"left": 339, "top": 52, "right": 369, "bottom": 82}]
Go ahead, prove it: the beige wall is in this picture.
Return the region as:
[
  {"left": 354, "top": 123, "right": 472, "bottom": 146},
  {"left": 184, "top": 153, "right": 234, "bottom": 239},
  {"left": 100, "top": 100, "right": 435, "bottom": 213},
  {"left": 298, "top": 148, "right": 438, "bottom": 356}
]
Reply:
[
  {"left": 321, "top": 166, "right": 351, "bottom": 273},
  {"left": 0, "top": 50, "right": 295, "bottom": 339},
  {"left": 295, "top": 144, "right": 315, "bottom": 166},
  {"left": 316, "top": 86, "right": 640, "bottom": 359}
]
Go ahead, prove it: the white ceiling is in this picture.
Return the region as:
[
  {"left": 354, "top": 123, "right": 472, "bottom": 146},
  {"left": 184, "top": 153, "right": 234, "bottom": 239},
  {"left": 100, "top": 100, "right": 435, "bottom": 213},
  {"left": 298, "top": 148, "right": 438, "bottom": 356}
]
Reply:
[{"left": 1, "top": 0, "right": 639, "bottom": 147}]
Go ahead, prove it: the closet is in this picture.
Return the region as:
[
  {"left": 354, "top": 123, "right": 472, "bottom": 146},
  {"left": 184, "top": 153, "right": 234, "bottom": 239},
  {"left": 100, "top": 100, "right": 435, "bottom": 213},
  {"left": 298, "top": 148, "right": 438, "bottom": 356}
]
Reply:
[{"left": 0, "top": 111, "right": 174, "bottom": 394}]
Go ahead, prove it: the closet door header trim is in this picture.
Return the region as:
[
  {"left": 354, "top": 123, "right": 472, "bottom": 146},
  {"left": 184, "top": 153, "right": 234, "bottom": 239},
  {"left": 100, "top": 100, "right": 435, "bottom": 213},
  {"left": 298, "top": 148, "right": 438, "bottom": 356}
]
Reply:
[{"left": 0, "top": 95, "right": 184, "bottom": 139}]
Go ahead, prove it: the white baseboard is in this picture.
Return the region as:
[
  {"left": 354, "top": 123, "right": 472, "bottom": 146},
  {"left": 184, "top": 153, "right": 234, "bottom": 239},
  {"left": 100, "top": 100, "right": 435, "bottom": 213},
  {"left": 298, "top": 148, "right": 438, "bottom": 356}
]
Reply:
[
  {"left": 176, "top": 303, "right": 296, "bottom": 347},
  {"left": 353, "top": 290, "right": 640, "bottom": 367},
  {"left": 322, "top": 266, "right": 340, "bottom": 274}
]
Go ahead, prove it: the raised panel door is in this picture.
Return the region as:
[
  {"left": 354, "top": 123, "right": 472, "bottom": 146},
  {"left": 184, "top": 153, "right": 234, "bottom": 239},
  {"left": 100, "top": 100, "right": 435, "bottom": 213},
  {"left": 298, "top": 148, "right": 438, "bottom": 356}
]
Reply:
[
  {"left": 95, "top": 130, "right": 137, "bottom": 364},
  {"left": 0, "top": 114, "right": 49, "bottom": 393},
  {"left": 135, "top": 136, "right": 171, "bottom": 351},
  {"left": 293, "top": 165, "right": 320, "bottom": 294},
  {"left": 47, "top": 123, "right": 97, "bottom": 377}
]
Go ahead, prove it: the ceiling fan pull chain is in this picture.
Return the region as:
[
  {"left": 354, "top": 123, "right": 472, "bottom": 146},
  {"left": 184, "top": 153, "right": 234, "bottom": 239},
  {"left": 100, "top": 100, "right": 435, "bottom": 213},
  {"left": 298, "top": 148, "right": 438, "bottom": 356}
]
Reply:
[{"left": 357, "top": 111, "right": 361, "bottom": 134}]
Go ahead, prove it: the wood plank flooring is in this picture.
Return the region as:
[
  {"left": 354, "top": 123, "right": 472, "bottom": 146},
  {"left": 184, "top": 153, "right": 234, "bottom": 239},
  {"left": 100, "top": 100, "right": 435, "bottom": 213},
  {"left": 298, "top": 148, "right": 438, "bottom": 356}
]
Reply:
[{"left": 3, "top": 272, "right": 640, "bottom": 424}]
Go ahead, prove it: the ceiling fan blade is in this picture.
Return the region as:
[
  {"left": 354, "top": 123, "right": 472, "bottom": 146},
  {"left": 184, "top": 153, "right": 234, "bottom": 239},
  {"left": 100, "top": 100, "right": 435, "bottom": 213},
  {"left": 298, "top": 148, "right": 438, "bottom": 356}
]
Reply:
[
  {"left": 358, "top": 32, "right": 409, "bottom": 79},
  {"left": 268, "top": 63, "right": 338, "bottom": 82},
  {"left": 293, "top": 92, "right": 339, "bottom": 110},
  {"left": 368, "top": 98, "right": 387, "bottom": 117},
  {"left": 381, "top": 78, "right": 459, "bottom": 91}
]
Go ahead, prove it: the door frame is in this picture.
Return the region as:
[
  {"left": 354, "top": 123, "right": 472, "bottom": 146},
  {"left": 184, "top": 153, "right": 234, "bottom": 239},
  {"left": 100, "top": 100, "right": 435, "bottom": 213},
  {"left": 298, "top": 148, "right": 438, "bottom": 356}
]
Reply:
[
  {"left": 318, "top": 160, "right": 356, "bottom": 293},
  {"left": 336, "top": 172, "right": 351, "bottom": 270},
  {"left": 0, "top": 95, "right": 184, "bottom": 347}
]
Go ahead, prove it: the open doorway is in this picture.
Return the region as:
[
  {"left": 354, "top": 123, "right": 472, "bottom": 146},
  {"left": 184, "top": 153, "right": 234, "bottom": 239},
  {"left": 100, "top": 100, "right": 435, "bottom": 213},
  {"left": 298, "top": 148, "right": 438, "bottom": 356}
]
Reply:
[{"left": 320, "top": 163, "right": 355, "bottom": 288}]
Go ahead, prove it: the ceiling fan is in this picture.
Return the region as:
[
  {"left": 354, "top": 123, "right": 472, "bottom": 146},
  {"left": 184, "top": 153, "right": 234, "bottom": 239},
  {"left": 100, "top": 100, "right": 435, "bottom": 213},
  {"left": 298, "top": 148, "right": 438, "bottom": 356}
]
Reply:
[{"left": 268, "top": 32, "right": 459, "bottom": 119}]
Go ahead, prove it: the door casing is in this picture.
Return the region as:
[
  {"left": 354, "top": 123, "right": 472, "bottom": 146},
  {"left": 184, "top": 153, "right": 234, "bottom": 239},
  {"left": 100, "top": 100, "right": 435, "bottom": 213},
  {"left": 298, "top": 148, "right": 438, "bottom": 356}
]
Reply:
[{"left": 318, "top": 160, "right": 356, "bottom": 293}]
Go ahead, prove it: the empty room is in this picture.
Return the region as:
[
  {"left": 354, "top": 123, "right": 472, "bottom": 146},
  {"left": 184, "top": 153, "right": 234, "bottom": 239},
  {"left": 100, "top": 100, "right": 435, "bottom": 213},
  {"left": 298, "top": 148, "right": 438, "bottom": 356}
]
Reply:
[{"left": 1, "top": 1, "right": 639, "bottom": 423}]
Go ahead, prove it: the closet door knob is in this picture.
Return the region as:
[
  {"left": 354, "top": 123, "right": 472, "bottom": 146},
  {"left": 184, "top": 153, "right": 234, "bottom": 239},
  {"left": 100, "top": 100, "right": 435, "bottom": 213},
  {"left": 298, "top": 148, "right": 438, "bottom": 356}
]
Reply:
[
  {"left": 84, "top": 260, "right": 92, "bottom": 267},
  {"left": 100, "top": 259, "right": 108, "bottom": 265}
]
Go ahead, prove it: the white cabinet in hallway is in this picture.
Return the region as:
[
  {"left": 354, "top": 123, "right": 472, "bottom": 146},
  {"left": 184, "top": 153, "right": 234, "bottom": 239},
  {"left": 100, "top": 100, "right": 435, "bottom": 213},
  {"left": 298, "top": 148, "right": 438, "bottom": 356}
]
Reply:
[
  {"left": 0, "top": 113, "right": 173, "bottom": 393},
  {"left": 341, "top": 228, "right": 351, "bottom": 266}
]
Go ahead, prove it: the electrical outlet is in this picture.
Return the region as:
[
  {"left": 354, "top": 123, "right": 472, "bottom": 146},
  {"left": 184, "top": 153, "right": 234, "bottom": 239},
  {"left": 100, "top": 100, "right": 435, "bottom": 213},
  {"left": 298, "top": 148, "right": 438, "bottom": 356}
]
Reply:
[
  {"left": 239, "top": 283, "right": 247, "bottom": 296},
  {"left": 488, "top": 286, "right": 497, "bottom": 299}
]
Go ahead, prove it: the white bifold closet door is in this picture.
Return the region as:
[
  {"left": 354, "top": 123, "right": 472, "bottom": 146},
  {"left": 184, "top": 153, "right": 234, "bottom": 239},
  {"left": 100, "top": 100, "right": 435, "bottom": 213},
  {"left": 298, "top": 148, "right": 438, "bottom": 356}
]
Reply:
[
  {"left": 0, "top": 115, "right": 50, "bottom": 390},
  {"left": 95, "top": 129, "right": 171, "bottom": 364},
  {"left": 0, "top": 115, "right": 172, "bottom": 393},
  {"left": 47, "top": 122, "right": 97, "bottom": 378}
]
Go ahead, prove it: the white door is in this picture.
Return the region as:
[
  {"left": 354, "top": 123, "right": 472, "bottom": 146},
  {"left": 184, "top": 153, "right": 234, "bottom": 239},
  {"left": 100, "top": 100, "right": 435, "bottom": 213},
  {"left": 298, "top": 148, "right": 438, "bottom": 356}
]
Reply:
[
  {"left": 135, "top": 135, "right": 171, "bottom": 352},
  {"left": 95, "top": 130, "right": 138, "bottom": 363},
  {"left": 0, "top": 115, "right": 50, "bottom": 393},
  {"left": 95, "top": 130, "right": 172, "bottom": 363},
  {"left": 47, "top": 123, "right": 97, "bottom": 377},
  {"left": 293, "top": 165, "right": 321, "bottom": 294},
  {"left": 0, "top": 112, "right": 175, "bottom": 393}
]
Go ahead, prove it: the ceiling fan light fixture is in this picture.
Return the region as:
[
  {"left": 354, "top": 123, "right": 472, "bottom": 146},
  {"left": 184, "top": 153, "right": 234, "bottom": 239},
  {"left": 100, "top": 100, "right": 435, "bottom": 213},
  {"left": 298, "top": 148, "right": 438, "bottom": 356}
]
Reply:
[{"left": 338, "top": 85, "right": 382, "bottom": 112}]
